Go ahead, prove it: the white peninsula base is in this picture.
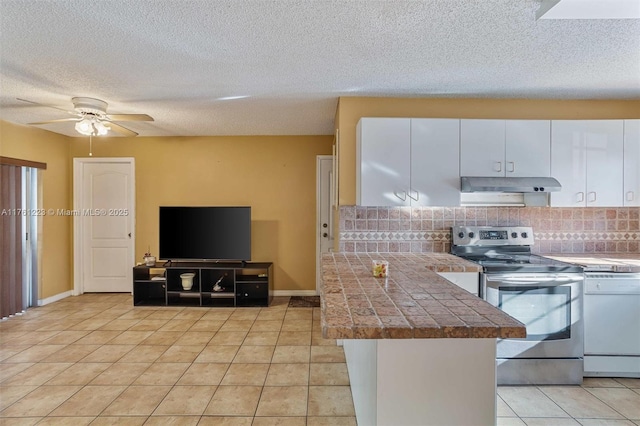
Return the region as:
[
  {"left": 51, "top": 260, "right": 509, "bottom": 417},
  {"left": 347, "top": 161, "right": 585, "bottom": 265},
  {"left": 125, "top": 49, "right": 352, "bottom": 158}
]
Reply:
[{"left": 343, "top": 338, "right": 497, "bottom": 426}]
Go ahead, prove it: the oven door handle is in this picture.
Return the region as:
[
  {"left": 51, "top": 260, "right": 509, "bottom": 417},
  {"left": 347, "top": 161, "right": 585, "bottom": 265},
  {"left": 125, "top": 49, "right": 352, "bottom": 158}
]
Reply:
[{"left": 485, "top": 275, "right": 583, "bottom": 288}]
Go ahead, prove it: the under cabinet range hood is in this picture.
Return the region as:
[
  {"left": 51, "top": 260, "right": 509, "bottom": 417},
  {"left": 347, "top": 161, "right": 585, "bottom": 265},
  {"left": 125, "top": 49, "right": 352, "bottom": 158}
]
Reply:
[{"left": 460, "top": 176, "right": 562, "bottom": 193}]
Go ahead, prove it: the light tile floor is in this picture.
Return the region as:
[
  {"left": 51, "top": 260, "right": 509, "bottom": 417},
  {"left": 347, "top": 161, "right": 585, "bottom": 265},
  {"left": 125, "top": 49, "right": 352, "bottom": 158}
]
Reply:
[
  {"left": 498, "top": 378, "right": 640, "bottom": 426},
  {"left": 0, "top": 294, "right": 355, "bottom": 425},
  {"left": 1, "top": 294, "right": 639, "bottom": 426}
]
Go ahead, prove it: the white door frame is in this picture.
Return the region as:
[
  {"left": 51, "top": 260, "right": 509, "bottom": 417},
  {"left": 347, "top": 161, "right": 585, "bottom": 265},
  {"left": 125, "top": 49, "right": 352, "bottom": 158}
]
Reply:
[
  {"left": 316, "top": 155, "right": 334, "bottom": 293},
  {"left": 73, "top": 157, "right": 135, "bottom": 296}
]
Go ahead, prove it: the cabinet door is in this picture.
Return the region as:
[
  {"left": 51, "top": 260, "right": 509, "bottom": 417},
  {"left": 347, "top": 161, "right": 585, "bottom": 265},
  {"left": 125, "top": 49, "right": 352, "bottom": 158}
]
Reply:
[
  {"left": 551, "top": 120, "right": 624, "bottom": 207},
  {"left": 624, "top": 120, "right": 640, "bottom": 207},
  {"left": 585, "top": 120, "right": 624, "bottom": 207},
  {"left": 505, "top": 120, "right": 551, "bottom": 177},
  {"left": 410, "top": 119, "right": 460, "bottom": 206},
  {"left": 550, "top": 120, "right": 588, "bottom": 207},
  {"left": 437, "top": 272, "right": 478, "bottom": 296},
  {"left": 356, "top": 118, "right": 411, "bottom": 206},
  {"left": 460, "top": 119, "right": 506, "bottom": 177},
  {"left": 236, "top": 283, "right": 269, "bottom": 307}
]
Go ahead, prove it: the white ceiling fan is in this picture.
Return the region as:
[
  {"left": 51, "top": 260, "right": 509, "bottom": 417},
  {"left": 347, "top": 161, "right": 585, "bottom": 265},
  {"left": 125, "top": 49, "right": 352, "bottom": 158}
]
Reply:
[{"left": 18, "top": 97, "right": 154, "bottom": 137}]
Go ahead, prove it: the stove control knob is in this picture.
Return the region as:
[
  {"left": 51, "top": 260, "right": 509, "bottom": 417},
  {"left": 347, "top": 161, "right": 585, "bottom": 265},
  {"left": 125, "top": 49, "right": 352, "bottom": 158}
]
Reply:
[
  {"left": 458, "top": 232, "right": 465, "bottom": 239},
  {"left": 511, "top": 232, "right": 518, "bottom": 238},
  {"left": 468, "top": 232, "right": 475, "bottom": 238},
  {"left": 521, "top": 232, "right": 528, "bottom": 238}
]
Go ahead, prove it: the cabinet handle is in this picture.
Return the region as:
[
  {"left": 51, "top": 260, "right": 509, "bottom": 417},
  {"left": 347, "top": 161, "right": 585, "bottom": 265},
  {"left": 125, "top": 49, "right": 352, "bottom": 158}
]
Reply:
[
  {"left": 494, "top": 161, "right": 502, "bottom": 172},
  {"left": 627, "top": 191, "right": 634, "bottom": 201},
  {"left": 507, "top": 161, "right": 515, "bottom": 173},
  {"left": 577, "top": 192, "right": 585, "bottom": 202},
  {"left": 407, "top": 189, "right": 419, "bottom": 201},
  {"left": 393, "top": 190, "right": 407, "bottom": 201},
  {"left": 588, "top": 192, "right": 597, "bottom": 203}
]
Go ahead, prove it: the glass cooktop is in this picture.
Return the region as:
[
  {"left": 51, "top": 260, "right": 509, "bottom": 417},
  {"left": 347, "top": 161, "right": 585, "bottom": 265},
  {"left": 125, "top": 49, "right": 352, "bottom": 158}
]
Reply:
[{"left": 458, "top": 253, "right": 584, "bottom": 273}]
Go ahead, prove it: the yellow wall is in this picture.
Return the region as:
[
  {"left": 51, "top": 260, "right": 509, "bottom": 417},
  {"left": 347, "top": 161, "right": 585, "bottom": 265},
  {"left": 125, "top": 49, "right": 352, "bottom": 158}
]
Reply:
[
  {"left": 0, "top": 121, "right": 72, "bottom": 299},
  {"left": 70, "top": 135, "right": 333, "bottom": 292},
  {"left": 6, "top": 96, "right": 639, "bottom": 296},
  {"left": 337, "top": 97, "right": 640, "bottom": 204}
]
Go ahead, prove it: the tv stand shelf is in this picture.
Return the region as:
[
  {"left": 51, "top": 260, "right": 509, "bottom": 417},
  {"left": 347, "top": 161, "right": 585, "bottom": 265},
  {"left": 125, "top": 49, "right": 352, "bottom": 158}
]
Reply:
[{"left": 133, "top": 262, "right": 273, "bottom": 307}]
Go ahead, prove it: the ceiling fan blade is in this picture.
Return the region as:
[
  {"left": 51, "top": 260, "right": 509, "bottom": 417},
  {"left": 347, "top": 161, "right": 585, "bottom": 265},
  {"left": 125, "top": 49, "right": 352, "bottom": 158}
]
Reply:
[
  {"left": 107, "top": 122, "right": 138, "bottom": 137},
  {"left": 107, "top": 113, "right": 154, "bottom": 122},
  {"left": 17, "top": 98, "right": 77, "bottom": 115},
  {"left": 28, "top": 118, "right": 80, "bottom": 125}
]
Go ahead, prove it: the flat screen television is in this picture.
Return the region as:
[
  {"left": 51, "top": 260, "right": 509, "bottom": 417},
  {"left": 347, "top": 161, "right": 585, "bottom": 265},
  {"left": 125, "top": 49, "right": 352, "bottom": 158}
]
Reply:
[{"left": 159, "top": 206, "right": 251, "bottom": 261}]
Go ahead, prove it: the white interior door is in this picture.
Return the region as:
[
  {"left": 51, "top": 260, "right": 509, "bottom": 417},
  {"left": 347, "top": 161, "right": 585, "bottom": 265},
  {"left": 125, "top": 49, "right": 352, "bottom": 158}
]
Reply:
[
  {"left": 317, "top": 155, "right": 333, "bottom": 292},
  {"left": 74, "top": 158, "right": 135, "bottom": 293}
]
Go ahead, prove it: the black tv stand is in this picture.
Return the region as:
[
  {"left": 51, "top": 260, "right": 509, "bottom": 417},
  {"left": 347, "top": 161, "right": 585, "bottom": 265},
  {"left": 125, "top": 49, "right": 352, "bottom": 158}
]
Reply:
[{"left": 133, "top": 261, "right": 273, "bottom": 307}]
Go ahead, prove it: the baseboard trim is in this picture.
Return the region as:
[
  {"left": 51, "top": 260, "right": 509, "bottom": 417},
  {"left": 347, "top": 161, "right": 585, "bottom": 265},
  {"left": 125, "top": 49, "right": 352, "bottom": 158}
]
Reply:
[
  {"left": 38, "top": 290, "right": 73, "bottom": 306},
  {"left": 273, "top": 290, "right": 318, "bottom": 297}
]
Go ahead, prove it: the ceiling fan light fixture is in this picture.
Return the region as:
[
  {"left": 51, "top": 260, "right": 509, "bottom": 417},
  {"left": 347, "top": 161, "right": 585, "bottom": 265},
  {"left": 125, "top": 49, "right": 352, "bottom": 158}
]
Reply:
[
  {"left": 75, "top": 116, "right": 109, "bottom": 136},
  {"left": 75, "top": 118, "right": 93, "bottom": 135},
  {"left": 94, "top": 120, "right": 109, "bottom": 136},
  {"left": 20, "top": 96, "right": 147, "bottom": 137}
]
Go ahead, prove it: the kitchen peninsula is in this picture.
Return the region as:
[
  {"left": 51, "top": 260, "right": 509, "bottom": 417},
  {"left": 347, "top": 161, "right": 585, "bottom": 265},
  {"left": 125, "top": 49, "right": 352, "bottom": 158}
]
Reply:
[{"left": 320, "top": 252, "right": 526, "bottom": 426}]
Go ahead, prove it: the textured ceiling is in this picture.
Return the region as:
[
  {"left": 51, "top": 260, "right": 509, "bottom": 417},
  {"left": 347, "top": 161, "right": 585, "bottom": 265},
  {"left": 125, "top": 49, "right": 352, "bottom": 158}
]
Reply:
[{"left": 0, "top": 0, "right": 639, "bottom": 137}]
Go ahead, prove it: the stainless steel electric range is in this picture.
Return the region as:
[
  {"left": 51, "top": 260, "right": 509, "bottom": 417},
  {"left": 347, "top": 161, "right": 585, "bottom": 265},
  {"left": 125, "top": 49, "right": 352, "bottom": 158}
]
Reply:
[{"left": 451, "top": 225, "right": 585, "bottom": 385}]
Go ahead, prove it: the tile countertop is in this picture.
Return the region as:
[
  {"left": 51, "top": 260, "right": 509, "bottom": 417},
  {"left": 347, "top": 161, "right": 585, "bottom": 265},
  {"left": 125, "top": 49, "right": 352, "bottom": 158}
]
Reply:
[
  {"left": 542, "top": 253, "right": 640, "bottom": 273},
  {"left": 320, "top": 252, "right": 526, "bottom": 340}
]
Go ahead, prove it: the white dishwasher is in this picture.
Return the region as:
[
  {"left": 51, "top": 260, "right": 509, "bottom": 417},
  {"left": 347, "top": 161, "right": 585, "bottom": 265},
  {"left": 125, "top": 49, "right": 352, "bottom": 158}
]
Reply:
[{"left": 584, "top": 272, "right": 640, "bottom": 378}]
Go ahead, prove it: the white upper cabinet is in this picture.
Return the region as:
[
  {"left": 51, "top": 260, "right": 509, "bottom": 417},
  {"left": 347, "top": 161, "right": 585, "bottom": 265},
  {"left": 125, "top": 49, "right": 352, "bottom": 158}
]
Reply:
[
  {"left": 356, "top": 118, "right": 460, "bottom": 207},
  {"left": 550, "top": 120, "right": 624, "bottom": 207},
  {"left": 357, "top": 118, "right": 411, "bottom": 206},
  {"left": 624, "top": 119, "right": 640, "bottom": 207},
  {"left": 460, "top": 120, "right": 505, "bottom": 177},
  {"left": 460, "top": 120, "right": 551, "bottom": 177},
  {"left": 411, "top": 119, "right": 460, "bottom": 206},
  {"left": 505, "top": 120, "right": 551, "bottom": 177}
]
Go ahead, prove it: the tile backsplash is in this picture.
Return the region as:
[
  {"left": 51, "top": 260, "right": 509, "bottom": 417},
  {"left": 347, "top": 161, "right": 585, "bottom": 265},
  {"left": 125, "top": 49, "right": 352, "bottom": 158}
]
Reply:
[{"left": 338, "top": 206, "right": 640, "bottom": 254}]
